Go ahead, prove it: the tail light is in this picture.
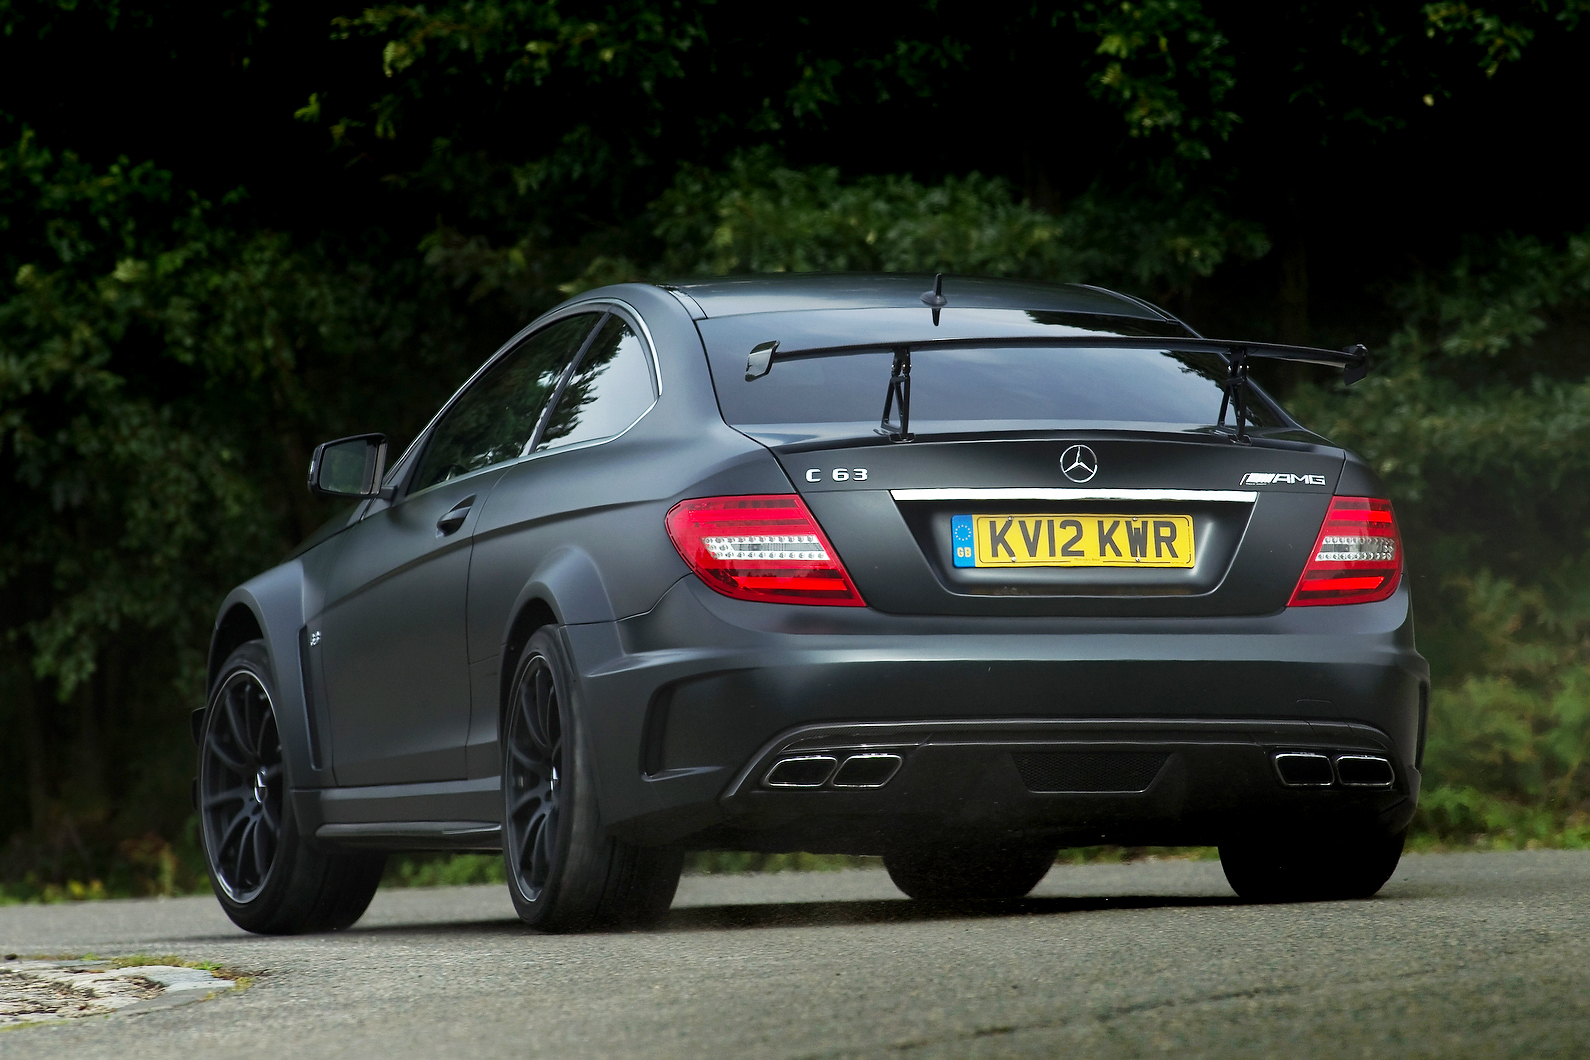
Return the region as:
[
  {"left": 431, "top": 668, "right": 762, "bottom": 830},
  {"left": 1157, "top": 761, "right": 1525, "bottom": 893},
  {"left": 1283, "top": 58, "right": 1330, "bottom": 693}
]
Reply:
[
  {"left": 665, "top": 495, "right": 866, "bottom": 606},
  {"left": 1289, "top": 496, "right": 1403, "bottom": 606}
]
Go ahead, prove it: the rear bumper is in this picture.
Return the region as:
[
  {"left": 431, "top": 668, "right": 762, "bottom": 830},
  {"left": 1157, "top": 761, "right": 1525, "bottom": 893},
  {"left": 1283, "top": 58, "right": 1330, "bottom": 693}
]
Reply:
[{"left": 571, "top": 577, "right": 1427, "bottom": 851}]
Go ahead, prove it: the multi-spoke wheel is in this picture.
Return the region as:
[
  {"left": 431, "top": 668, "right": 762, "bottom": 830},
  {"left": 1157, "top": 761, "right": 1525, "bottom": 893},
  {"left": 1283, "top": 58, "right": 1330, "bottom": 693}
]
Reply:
[
  {"left": 501, "top": 628, "right": 683, "bottom": 931},
  {"left": 198, "top": 641, "right": 385, "bottom": 934},
  {"left": 200, "top": 665, "right": 284, "bottom": 903},
  {"left": 504, "top": 651, "right": 564, "bottom": 904}
]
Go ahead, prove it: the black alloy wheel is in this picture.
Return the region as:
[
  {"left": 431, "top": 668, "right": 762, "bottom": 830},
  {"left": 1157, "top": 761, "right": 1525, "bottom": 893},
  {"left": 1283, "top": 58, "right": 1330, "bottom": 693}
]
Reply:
[
  {"left": 504, "top": 651, "right": 564, "bottom": 904},
  {"left": 200, "top": 665, "right": 284, "bottom": 903},
  {"left": 198, "top": 641, "right": 386, "bottom": 935},
  {"left": 501, "top": 627, "right": 684, "bottom": 932}
]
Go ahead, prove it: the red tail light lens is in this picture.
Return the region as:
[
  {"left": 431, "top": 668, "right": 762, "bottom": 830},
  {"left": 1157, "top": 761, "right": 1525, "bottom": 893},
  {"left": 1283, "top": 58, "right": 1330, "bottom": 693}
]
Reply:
[
  {"left": 665, "top": 495, "right": 866, "bottom": 607},
  {"left": 1289, "top": 496, "right": 1403, "bottom": 606}
]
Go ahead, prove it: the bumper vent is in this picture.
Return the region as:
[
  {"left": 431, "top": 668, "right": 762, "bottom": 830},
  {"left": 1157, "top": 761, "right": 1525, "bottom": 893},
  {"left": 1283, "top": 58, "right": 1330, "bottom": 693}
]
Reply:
[{"left": 1013, "top": 752, "right": 1168, "bottom": 793}]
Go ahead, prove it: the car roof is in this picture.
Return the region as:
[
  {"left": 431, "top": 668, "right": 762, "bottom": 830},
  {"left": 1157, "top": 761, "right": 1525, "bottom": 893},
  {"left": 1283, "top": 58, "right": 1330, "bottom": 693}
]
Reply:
[{"left": 657, "top": 274, "right": 1173, "bottom": 322}]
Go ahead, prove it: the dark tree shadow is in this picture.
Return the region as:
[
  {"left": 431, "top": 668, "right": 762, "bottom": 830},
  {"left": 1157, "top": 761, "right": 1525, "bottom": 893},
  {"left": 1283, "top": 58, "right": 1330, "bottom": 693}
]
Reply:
[
  {"left": 176, "top": 887, "right": 1448, "bottom": 943},
  {"left": 660, "top": 893, "right": 1242, "bottom": 932}
]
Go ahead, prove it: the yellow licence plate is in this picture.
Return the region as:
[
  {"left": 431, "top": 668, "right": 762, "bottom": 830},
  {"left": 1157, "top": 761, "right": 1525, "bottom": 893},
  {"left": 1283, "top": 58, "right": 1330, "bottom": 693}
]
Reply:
[{"left": 952, "top": 514, "right": 1195, "bottom": 568}]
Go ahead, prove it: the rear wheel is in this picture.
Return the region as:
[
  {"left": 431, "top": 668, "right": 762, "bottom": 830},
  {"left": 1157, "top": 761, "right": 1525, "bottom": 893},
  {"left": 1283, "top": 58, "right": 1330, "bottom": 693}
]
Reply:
[
  {"left": 885, "top": 841, "right": 1055, "bottom": 901},
  {"left": 199, "top": 641, "right": 385, "bottom": 934},
  {"left": 1220, "top": 827, "right": 1405, "bottom": 902},
  {"left": 502, "top": 627, "right": 683, "bottom": 932}
]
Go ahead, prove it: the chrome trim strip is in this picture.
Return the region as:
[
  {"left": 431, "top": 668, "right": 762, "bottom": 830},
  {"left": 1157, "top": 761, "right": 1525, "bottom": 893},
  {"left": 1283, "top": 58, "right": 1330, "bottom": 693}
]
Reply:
[
  {"left": 601, "top": 297, "right": 664, "bottom": 398},
  {"left": 889, "top": 487, "right": 1259, "bottom": 503}
]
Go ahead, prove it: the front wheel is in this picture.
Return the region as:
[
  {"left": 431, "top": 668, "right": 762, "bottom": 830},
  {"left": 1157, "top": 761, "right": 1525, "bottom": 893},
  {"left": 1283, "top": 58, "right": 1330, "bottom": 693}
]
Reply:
[
  {"left": 885, "top": 841, "right": 1055, "bottom": 901},
  {"left": 1220, "top": 827, "right": 1405, "bottom": 903},
  {"left": 199, "top": 641, "right": 385, "bottom": 934},
  {"left": 502, "top": 627, "right": 682, "bottom": 932}
]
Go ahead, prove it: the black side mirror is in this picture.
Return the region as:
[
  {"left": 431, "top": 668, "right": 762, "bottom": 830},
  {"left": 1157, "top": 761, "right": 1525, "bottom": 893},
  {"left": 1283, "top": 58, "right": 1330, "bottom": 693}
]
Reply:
[{"left": 308, "top": 434, "right": 389, "bottom": 498}]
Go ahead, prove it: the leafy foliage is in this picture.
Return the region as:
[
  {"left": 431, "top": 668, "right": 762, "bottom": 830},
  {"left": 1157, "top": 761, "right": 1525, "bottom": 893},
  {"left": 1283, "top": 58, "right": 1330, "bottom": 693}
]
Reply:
[
  {"left": 0, "top": 131, "right": 491, "bottom": 889},
  {"left": 650, "top": 149, "right": 1267, "bottom": 291},
  {"left": 1288, "top": 225, "right": 1590, "bottom": 843},
  {"left": 1077, "top": 0, "right": 1239, "bottom": 161}
]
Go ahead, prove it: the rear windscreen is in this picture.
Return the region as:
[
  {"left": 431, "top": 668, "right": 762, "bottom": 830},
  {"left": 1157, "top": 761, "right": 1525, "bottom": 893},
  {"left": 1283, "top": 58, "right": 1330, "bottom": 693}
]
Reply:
[{"left": 712, "top": 347, "right": 1284, "bottom": 429}]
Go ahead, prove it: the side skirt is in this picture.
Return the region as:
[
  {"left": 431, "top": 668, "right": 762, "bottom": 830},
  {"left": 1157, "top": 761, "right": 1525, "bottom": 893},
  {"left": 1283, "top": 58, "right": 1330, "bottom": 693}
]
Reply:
[
  {"left": 292, "top": 776, "right": 503, "bottom": 852},
  {"left": 316, "top": 821, "right": 501, "bottom": 851}
]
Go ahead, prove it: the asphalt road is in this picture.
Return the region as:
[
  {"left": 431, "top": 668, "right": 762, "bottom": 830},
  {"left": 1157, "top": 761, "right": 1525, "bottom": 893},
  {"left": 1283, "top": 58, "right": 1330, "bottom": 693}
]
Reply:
[{"left": 2, "top": 850, "right": 1586, "bottom": 1059}]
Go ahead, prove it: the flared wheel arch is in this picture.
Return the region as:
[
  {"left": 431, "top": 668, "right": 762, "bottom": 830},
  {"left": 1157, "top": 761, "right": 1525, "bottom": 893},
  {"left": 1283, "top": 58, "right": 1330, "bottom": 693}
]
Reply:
[{"left": 498, "top": 598, "right": 560, "bottom": 743}]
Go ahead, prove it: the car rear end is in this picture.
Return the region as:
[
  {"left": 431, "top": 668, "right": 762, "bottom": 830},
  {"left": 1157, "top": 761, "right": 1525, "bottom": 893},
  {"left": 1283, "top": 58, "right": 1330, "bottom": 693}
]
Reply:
[{"left": 599, "top": 281, "right": 1427, "bottom": 865}]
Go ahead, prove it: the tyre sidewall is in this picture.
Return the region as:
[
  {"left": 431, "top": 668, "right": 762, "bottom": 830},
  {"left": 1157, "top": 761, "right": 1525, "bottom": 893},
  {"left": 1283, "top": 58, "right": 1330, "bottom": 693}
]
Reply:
[
  {"left": 885, "top": 842, "right": 1055, "bottom": 901},
  {"left": 1220, "top": 827, "right": 1405, "bottom": 902}
]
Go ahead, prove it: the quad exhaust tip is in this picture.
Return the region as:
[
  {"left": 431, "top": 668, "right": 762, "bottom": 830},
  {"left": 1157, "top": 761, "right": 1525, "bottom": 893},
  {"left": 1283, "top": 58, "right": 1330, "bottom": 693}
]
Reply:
[
  {"left": 1274, "top": 752, "right": 1334, "bottom": 787},
  {"left": 831, "top": 753, "right": 904, "bottom": 788},
  {"left": 1273, "top": 751, "right": 1395, "bottom": 789},
  {"left": 763, "top": 755, "right": 838, "bottom": 788},
  {"left": 1335, "top": 753, "right": 1397, "bottom": 788},
  {"left": 763, "top": 752, "right": 903, "bottom": 790}
]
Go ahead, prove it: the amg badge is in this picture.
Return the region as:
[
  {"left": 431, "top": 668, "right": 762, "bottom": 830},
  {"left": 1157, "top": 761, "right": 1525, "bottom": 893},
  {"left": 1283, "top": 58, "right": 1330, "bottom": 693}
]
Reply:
[{"left": 1242, "top": 472, "right": 1327, "bottom": 485}]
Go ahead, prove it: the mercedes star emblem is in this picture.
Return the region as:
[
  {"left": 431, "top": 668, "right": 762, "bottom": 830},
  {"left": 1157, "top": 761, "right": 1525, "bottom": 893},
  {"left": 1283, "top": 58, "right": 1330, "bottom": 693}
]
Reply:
[{"left": 1060, "top": 444, "right": 1099, "bottom": 483}]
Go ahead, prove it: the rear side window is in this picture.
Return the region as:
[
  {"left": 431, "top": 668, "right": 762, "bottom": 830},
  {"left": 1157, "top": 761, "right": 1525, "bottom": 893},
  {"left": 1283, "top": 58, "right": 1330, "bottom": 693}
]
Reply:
[
  {"left": 410, "top": 312, "right": 600, "bottom": 493},
  {"left": 537, "top": 316, "right": 657, "bottom": 452},
  {"left": 714, "top": 347, "right": 1282, "bottom": 430}
]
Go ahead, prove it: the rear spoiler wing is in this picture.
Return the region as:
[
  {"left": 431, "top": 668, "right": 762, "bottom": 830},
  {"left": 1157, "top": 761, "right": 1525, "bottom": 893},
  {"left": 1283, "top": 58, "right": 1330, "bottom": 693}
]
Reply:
[{"left": 745, "top": 335, "right": 1370, "bottom": 445}]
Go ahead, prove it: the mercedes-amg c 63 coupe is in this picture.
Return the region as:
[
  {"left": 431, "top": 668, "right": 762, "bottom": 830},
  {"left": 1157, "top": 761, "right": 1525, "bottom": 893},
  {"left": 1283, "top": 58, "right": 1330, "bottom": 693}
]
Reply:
[{"left": 196, "top": 274, "right": 1427, "bottom": 933}]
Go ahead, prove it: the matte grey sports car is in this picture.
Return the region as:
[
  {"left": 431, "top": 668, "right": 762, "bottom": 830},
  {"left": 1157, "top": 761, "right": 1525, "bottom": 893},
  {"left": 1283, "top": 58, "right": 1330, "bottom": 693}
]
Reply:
[{"left": 196, "top": 274, "right": 1426, "bottom": 933}]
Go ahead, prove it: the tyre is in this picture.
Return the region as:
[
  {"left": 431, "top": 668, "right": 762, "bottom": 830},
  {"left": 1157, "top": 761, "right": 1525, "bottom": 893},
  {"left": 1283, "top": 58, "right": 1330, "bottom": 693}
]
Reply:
[
  {"left": 1220, "top": 827, "right": 1405, "bottom": 902},
  {"left": 884, "top": 841, "right": 1055, "bottom": 901},
  {"left": 502, "top": 627, "right": 683, "bottom": 932},
  {"left": 198, "top": 641, "right": 386, "bottom": 934}
]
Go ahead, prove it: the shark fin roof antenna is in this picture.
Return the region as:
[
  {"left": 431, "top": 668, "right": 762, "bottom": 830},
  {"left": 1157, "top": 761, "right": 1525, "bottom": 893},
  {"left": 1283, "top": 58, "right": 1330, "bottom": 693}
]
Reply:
[{"left": 920, "top": 273, "right": 947, "bottom": 326}]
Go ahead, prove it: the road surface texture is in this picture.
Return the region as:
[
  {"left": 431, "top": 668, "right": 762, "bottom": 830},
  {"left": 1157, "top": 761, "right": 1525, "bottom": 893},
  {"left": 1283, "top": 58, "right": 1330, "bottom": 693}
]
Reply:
[{"left": 2, "top": 851, "right": 1586, "bottom": 1059}]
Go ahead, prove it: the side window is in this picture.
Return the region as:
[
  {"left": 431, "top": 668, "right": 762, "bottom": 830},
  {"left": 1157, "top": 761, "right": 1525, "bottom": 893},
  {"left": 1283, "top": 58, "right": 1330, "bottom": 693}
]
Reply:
[
  {"left": 409, "top": 312, "right": 600, "bottom": 494},
  {"left": 537, "top": 316, "right": 657, "bottom": 453}
]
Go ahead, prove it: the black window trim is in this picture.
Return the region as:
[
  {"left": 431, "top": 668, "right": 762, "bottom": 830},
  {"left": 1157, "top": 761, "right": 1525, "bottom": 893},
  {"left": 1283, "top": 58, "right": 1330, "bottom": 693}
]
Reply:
[
  {"left": 381, "top": 305, "right": 607, "bottom": 505},
  {"left": 526, "top": 310, "right": 612, "bottom": 456},
  {"left": 523, "top": 301, "right": 663, "bottom": 460},
  {"left": 376, "top": 298, "right": 663, "bottom": 507}
]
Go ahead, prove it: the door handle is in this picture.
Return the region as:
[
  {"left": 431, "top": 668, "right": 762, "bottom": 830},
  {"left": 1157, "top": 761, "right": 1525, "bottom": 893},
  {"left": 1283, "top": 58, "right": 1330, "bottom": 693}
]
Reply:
[{"left": 436, "top": 495, "right": 475, "bottom": 536}]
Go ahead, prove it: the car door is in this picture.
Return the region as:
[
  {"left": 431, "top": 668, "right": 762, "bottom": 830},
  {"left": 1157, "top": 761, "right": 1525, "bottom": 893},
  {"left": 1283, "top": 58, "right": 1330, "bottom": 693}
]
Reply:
[
  {"left": 464, "top": 310, "right": 662, "bottom": 777},
  {"left": 316, "top": 311, "right": 603, "bottom": 786}
]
